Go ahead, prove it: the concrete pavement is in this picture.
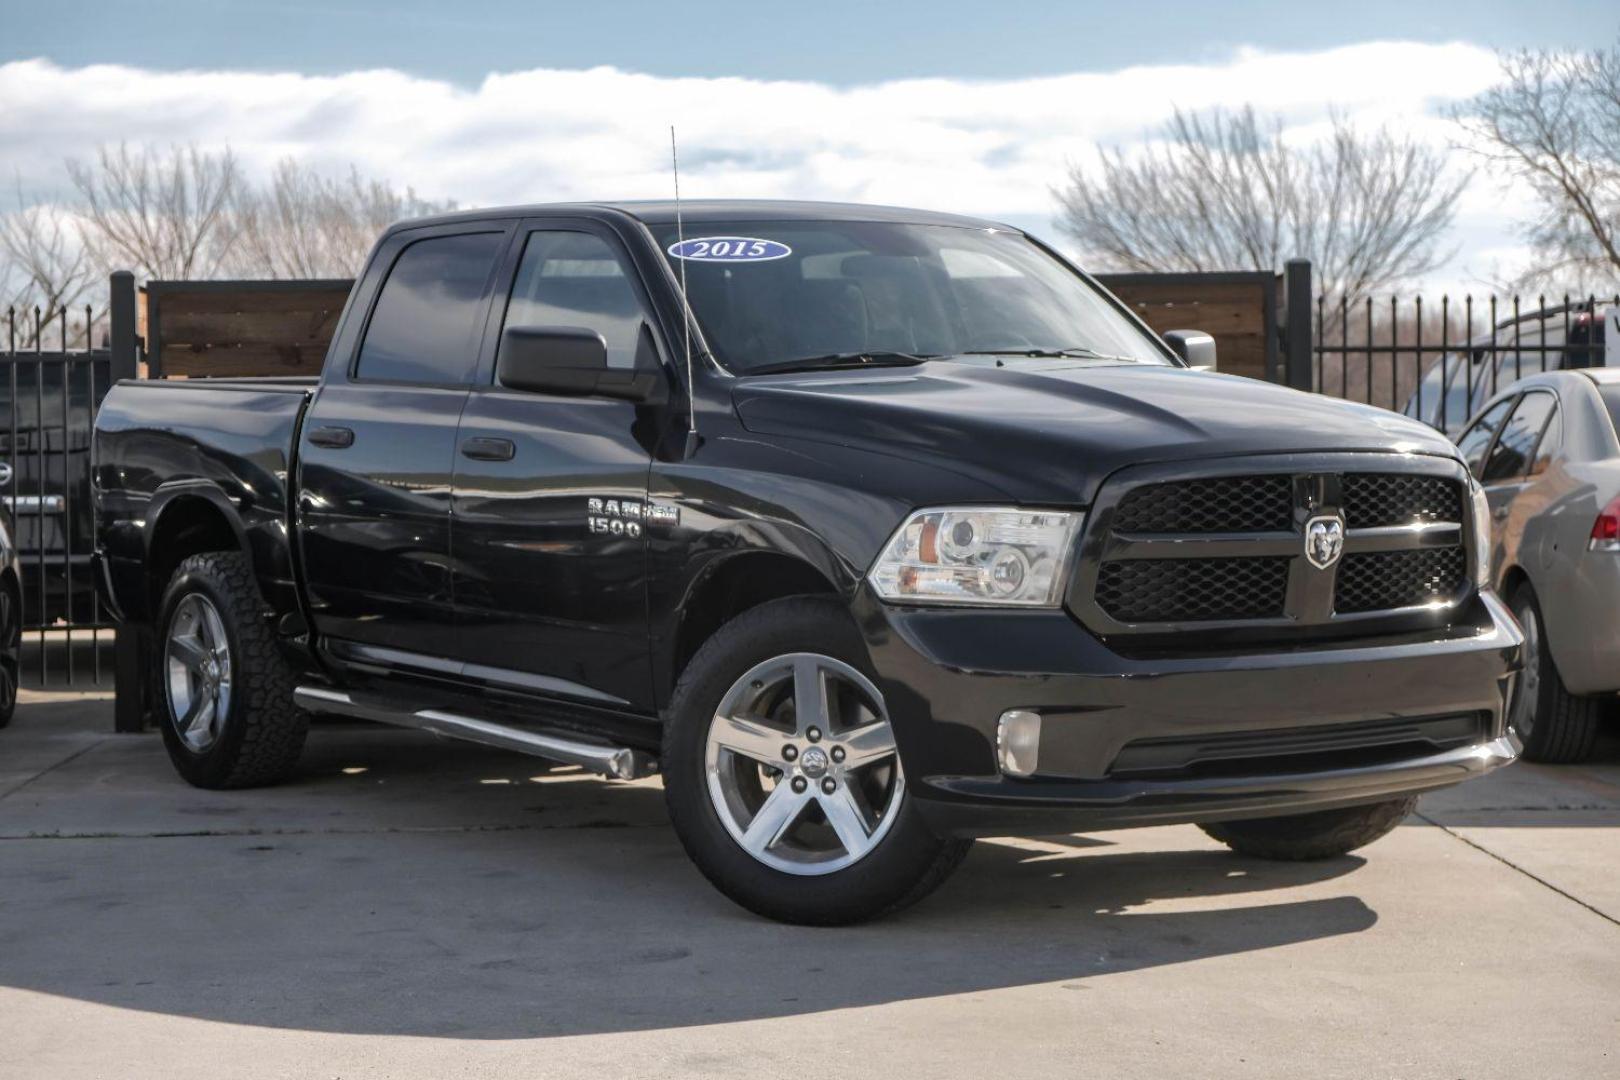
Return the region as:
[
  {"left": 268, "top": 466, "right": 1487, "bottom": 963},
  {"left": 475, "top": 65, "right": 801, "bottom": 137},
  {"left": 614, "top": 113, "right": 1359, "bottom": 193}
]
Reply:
[{"left": 1, "top": 690, "right": 1617, "bottom": 1079}]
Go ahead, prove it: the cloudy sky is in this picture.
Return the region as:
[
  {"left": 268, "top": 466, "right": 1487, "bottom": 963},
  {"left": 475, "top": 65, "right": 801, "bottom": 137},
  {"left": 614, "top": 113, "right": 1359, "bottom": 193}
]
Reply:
[{"left": 2, "top": 0, "right": 1615, "bottom": 292}]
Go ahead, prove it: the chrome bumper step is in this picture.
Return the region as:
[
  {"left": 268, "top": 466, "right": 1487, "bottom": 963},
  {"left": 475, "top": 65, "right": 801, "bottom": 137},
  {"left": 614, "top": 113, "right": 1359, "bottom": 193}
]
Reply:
[{"left": 292, "top": 686, "right": 657, "bottom": 780}]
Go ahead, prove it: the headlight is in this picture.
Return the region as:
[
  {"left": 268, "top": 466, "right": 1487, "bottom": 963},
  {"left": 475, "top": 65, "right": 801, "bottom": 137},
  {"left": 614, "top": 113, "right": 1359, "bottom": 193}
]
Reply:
[
  {"left": 868, "top": 507, "right": 1083, "bottom": 607},
  {"left": 1468, "top": 476, "right": 1492, "bottom": 587}
]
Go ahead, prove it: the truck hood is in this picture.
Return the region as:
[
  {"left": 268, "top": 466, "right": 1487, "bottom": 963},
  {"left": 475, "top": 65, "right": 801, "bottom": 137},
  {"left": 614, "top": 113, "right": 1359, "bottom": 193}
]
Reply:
[{"left": 731, "top": 361, "right": 1459, "bottom": 504}]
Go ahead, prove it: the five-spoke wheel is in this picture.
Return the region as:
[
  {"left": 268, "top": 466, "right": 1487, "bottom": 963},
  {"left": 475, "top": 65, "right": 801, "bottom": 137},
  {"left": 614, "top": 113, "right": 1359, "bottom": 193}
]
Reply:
[
  {"left": 705, "top": 653, "right": 903, "bottom": 874},
  {"left": 663, "top": 596, "right": 971, "bottom": 924},
  {"left": 154, "top": 551, "right": 307, "bottom": 788},
  {"left": 164, "top": 593, "right": 234, "bottom": 752}
]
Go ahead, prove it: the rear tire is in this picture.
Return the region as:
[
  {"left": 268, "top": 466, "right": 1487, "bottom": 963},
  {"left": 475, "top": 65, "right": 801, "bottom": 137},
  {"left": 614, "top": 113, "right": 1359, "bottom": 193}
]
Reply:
[
  {"left": 155, "top": 551, "right": 308, "bottom": 788},
  {"left": 662, "top": 596, "right": 971, "bottom": 925},
  {"left": 1199, "top": 796, "right": 1417, "bottom": 861},
  {"left": 1509, "top": 582, "right": 1601, "bottom": 764}
]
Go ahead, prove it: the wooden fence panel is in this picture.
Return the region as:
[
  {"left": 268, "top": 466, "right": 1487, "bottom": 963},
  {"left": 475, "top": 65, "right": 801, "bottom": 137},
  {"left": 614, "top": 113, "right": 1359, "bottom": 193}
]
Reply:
[
  {"left": 1095, "top": 272, "right": 1280, "bottom": 382},
  {"left": 146, "top": 280, "right": 354, "bottom": 378}
]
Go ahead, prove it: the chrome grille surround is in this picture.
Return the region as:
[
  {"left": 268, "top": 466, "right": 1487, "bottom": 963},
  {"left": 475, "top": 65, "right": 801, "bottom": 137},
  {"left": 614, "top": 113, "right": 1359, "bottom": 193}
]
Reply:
[{"left": 1069, "top": 453, "right": 1477, "bottom": 640}]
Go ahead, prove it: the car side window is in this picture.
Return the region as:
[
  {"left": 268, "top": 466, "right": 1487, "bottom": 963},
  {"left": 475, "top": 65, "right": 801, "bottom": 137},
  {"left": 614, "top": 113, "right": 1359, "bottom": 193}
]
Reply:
[
  {"left": 500, "top": 231, "right": 647, "bottom": 370},
  {"left": 355, "top": 231, "right": 505, "bottom": 385},
  {"left": 1482, "top": 391, "right": 1557, "bottom": 483},
  {"left": 1456, "top": 398, "right": 1514, "bottom": 478},
  {"left": 1529, "top": 404, "right": 1562, "bottom": 476}
]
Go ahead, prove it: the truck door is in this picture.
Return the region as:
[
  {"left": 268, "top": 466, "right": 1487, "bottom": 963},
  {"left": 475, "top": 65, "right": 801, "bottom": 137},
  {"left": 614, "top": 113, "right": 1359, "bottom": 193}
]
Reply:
[
  {"left": 447, "top": 220, "right": 663, "bottom": 710},
  {"left": 297, "top": 223, "right": 511, "bottom": 661}
]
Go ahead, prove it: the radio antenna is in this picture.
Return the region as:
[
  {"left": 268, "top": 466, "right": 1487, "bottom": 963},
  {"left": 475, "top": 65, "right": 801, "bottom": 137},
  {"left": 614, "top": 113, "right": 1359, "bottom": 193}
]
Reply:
[{"left": 670, "top": 126, "right": 699, "bottom": 457}]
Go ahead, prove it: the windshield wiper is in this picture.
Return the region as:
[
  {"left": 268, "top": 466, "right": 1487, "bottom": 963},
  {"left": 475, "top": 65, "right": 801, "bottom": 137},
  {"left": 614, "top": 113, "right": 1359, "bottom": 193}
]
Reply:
[
  {"left": 963, "top": 346, "right": 1139, "bottom": 363},
  {"left": 742, "top": 351, "right": 938, "bottom": 376}
]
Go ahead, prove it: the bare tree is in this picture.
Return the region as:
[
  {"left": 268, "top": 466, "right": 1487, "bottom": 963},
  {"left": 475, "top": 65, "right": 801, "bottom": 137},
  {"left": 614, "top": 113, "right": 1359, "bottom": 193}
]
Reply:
[
  {"left": 1054, "top": 107, "right": 1468, "bottom": 305},
  {"left": 66, "top": 142, "right": 241, "bottom": 281},
  {"left": 0, "top": 180, "right": 101, "bottom": 346},
  {"left": 225, "top": 159, "right": 455, "bottom": 279},
  {"left": 1456, "top": 39, "right": 1620, "bottom": 288}
]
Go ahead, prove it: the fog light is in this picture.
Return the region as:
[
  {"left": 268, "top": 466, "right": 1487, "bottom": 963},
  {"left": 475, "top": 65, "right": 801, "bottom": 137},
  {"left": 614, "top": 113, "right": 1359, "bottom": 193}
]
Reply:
[{"left": 997, "top": 710, "right": 1042, "bottom": 777}]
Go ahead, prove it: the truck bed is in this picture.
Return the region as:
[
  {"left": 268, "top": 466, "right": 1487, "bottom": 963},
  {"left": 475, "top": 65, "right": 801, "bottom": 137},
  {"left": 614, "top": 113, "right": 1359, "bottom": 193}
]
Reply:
[{"left": 93, "top": 377, "right": 314, "bottom": 624}]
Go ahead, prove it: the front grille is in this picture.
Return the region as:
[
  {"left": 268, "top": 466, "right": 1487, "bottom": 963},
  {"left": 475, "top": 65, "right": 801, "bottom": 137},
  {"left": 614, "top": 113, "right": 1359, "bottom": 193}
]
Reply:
[
  {"left": 1112, "top": 475, "right": 1292, "bottom": 533},
  {"left": 1335, "top": 546, "right": 1468, "bottom": 613},
  {"left": 1096, "top": 557, "right": 1289, "bottom": 622},
  {"left": 1342, "top": 473, "right": 1463, "bottom": 527},
  {"left": 1078, "top": 461, "right": 1472, "bottom": 636}
]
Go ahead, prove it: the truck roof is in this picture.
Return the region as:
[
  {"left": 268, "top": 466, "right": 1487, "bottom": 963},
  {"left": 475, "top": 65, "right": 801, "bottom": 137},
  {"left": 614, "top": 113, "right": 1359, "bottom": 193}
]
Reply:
[{"left": 387, "top": 199, "right": 1018, "bottom": 236}]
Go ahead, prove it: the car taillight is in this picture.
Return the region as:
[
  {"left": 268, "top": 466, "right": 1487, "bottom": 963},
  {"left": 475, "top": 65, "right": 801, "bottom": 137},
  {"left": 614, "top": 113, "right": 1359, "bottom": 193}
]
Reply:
[{"left": 1591, "top": 495, "right": 1620, "bottom": 551}]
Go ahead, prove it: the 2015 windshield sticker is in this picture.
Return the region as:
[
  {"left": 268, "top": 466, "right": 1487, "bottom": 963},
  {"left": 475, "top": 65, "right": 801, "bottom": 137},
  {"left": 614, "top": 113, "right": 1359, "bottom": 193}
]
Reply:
[{"left": 668, "top": 237, "right": 791, "bottom": 262}]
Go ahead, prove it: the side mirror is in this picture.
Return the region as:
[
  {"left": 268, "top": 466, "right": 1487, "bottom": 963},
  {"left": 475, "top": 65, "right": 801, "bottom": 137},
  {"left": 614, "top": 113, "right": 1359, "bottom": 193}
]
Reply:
[
  {"left": 1163, "top": 329, "right": 1217, "bottom": 372},
  {"left": 497, "top": 325, "right": 666, "bottom": 402}
]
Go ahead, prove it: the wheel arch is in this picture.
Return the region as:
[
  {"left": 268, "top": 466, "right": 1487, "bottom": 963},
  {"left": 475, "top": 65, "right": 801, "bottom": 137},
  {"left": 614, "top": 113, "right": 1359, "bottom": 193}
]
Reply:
[
  {"left": 143, "top": 483, "right": 254, "bottom": 619},
  {"left": 664, "top": 550, "right": 845, "bottom": 705},
  {"left": 1499, "top": 563, "right": 1531, "bottom": 603}
]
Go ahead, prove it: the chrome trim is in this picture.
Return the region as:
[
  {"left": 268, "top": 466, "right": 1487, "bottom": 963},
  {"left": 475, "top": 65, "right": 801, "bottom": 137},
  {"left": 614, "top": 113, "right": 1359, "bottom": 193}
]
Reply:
[
  {"left": 1345, "top": 521, "right": 1463, "bottom": 553},
  {"left": 292, "top": 686, "right": 657, "bottom": 780},
  {"left": 5, "top": 495, "right": 65, "bottom": 513}
]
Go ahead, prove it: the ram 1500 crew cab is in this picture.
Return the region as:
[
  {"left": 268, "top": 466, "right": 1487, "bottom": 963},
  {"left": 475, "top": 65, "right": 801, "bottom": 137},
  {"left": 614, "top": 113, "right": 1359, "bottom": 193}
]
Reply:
[{"left": 93, "top": 201, "right": 1521, "bottom": 924}]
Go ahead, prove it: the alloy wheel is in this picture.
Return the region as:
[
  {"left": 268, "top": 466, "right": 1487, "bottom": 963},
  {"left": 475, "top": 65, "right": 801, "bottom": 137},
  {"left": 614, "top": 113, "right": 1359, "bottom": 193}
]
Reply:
[
  {"left": 164, "top": 593, "right": 234, "bottom": 752},
  {"left": 704, "top": 652, "right": 904, "bottom": 875}
]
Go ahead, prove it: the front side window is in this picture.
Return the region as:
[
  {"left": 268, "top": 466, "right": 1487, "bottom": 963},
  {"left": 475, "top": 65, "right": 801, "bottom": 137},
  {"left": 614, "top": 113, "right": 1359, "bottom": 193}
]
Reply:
[
  {"left": 653, "top": 220, "right": 1169, "bottom": 373},
  {"left": 1482, "top": 391, "right": 1557, "bottom": 482},
  {"left": 1457, "top": 398, "right": 1514, "bottom": 477},
  {"left": 356, "top": 231, "right": 504, "bottom": 384},
  {"left": 500, "top": 230, "right": 648, "bottom": 370}
]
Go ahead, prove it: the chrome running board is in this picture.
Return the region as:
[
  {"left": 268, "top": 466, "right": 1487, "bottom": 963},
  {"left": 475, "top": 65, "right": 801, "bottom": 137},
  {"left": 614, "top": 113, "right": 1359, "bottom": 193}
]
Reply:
[{"left": 293, "top": 686, "right": 657, "bottom": 780}]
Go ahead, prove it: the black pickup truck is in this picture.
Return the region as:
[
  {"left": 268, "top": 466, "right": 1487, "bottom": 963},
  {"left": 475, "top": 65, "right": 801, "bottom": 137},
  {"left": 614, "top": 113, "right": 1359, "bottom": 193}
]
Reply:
[{"left": 93, "top": 201, "right": 1521, "bottom": 924}]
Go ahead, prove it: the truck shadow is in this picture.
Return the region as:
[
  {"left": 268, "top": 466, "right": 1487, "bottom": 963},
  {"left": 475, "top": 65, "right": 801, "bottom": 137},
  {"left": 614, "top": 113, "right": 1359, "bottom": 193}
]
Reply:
[{"left": 0, "top": 722, "right": 1380, "bottom": 1040}]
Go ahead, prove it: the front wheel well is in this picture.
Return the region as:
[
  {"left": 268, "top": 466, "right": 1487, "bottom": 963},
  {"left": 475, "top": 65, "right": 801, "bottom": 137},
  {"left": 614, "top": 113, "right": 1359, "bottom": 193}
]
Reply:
[
  {"left": 672, "top": 553, "right": 842, "bottom": 683},
  {"left": 1499, "top": 565, "right": 1530, "bottom": 602}
]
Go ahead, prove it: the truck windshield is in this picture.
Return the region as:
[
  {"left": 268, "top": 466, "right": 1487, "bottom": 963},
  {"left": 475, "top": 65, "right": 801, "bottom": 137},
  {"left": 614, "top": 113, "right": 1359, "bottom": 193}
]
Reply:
[{"left": 652, "top": 220, "right": 1170, "bottom": 374}]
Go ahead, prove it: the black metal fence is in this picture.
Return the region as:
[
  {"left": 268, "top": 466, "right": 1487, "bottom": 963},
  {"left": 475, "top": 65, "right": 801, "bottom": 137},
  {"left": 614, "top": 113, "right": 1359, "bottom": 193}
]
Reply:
[
  {"left": 1312, "top": 292, "right": 1620, "bottom": 433},
  {"left": 3, "top": 305, "right": 116, "bottom": 686}
]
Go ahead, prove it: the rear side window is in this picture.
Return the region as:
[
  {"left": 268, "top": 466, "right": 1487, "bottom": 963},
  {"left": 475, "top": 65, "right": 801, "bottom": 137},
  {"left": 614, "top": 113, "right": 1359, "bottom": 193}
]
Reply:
[
  {"left": 1600, "top": 384, "right": 1620, "bottom": 442},
  {"left": 1482, "top": 391, "right": 1557, "bottom": 482},
  {"left": 1456, "top": 398, "right": 1514, "bottom": 477},
  {"left": 356, "top": 231, "right": 504, "bottom": 384},
  {"left": 500, "top": 231, "right": 646, "bottom": 370}
]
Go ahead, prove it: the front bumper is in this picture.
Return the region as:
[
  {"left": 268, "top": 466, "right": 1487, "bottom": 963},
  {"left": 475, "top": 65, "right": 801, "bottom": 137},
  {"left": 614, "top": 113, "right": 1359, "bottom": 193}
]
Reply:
[{"left": 857, "top": 587, "right": 1522, "bottom": 838}]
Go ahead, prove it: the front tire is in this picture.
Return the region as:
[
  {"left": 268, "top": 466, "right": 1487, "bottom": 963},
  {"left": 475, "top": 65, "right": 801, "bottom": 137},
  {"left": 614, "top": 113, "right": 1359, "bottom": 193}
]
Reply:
[
  {"left": 662, "top": 597, "right": 970, "bottom": 925},
  {"left": 155, "top": 551, "right": 308, "bottom": 788},
  {"left": 1199, "top": 796, "right": 1417, "bottom": 860},
  {"left": 1509, "top": 582, "right": 1601, "bottom": 764}
]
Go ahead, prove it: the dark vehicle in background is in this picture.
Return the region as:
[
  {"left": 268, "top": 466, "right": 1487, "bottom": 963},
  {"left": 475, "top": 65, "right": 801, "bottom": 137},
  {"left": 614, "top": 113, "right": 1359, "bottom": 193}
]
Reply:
[
  {"left": 1, "top": 354, "right": 112, "bottom": 630},
  {"left": 1404, "top": 302, "right": 1616, "bottom": 436},
  {"left": 0, "top": 504, "right": 21, "bottom": 726},
  {"left": 1455, "top": 368, "right": 1620, "bottom": 762},
  {"left": 94, "top": 201, "right": 1519, "bottom": 924}
]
